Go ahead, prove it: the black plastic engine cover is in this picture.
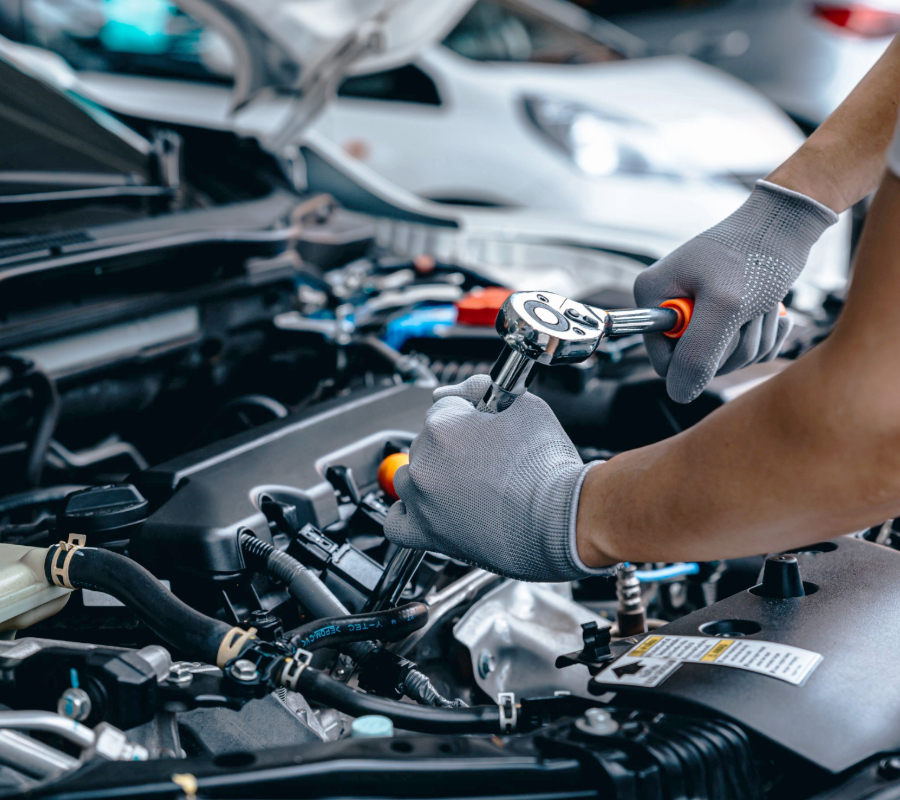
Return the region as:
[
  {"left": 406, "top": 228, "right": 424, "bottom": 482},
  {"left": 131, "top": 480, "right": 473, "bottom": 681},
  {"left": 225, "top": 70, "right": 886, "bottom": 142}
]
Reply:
[
  {"left": 596, "top": 536, "right": 900, "bottom": 773},
  {"left": 131, "top": 384, "right": 433, "bottom": 575}
]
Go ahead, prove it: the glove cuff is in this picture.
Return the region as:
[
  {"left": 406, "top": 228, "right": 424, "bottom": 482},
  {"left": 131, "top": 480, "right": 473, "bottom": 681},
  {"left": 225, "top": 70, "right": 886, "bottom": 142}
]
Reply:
[
  {"left": 755, "top": 180, "right": 839, "bottom": 226},
  {"left": 565, "top": 461, "right": 615, "bottom": 579},
  {"left": 746, "top": 180, "right": 838, "bottom": 255},
  {"left": 701, "top": 180, "right": 838, "bottom": 269}
]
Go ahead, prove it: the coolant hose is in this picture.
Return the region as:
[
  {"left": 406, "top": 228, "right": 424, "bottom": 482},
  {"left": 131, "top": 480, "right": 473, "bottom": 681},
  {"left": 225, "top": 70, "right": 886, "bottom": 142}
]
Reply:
[
  {"left": 291, "top": 666, "right": 500, "bottom": 734},
  {"left": 287, "top": 602, "right": 428, "bottom": 652},
  {"left": 239, "top": 531, "right": 348, "bottom": 620},
  {"left": 44, "top": 545, "right": 234, "bottom": 665}
]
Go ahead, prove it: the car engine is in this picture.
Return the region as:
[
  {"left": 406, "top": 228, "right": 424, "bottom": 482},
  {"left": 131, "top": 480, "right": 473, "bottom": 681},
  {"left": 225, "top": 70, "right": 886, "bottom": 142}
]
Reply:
[{"left": 0, "top": 111, "right": 892, "bottom": 800}]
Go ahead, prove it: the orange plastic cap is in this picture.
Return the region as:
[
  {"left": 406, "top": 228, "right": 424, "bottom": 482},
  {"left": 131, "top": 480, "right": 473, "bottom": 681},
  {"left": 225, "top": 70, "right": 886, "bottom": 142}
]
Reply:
[
  {"left": 660, "top": 298, "right": 694, "bottom": 339},
  {"left": 456, "top": 287, "right": 515, "bottom": 327},
  {"left": 377, "top": 452, "right": 409, "bottom": 502}
]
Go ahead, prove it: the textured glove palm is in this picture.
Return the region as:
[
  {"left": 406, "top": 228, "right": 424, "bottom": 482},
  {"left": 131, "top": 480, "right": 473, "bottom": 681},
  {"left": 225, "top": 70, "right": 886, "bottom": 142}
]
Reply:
[
  {"left": 634, "top": 180, "right": 838, "bottom": 404},
  {"left": 384, "top": 375, "right": 606, "bottom": 583}
]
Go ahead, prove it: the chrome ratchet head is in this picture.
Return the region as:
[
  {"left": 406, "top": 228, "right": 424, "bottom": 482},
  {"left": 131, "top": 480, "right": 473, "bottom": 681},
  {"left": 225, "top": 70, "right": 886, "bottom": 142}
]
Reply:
[
  {"left": 494, "top": 291, "right": 604, "bottom": 365},
  {"left": 480, "top": 291, "right": 604, "bottom": 413}
]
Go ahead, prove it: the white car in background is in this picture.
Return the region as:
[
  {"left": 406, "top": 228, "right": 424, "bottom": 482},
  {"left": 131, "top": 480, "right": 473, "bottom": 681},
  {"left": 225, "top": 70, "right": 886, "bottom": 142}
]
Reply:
[
  {"left": 593, "top": 0, "right": 900, "bottom": 130},
  {"left": 313, "top": 0, "right": 850, "bottom": 299},
  {"left": 1, "top": 0, "right": 851, "bottom": 309}
]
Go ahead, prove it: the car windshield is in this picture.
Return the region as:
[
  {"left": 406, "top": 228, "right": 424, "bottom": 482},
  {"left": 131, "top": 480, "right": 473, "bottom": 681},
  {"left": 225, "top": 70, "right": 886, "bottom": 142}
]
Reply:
[
  {"left": 443, "top": 0, "right": 623, "bottom": 63},
  {"left": 5, "top": 0, "right": 234, "bottom": 83}
]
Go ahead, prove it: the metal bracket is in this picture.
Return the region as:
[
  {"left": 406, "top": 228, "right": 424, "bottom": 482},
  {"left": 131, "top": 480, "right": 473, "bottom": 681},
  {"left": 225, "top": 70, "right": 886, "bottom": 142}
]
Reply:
[
  {"left": 498, "top": 692, "right": 517, "bottom": 734},
  {"left": 280, "top": 649, "right": 313, "bottom": 692}
]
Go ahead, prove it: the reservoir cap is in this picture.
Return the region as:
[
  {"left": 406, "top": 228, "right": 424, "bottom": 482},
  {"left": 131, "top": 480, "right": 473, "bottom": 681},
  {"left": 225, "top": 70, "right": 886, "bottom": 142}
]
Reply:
[{"left": 351, "top": 715, "right": 394, "bottom": 738}]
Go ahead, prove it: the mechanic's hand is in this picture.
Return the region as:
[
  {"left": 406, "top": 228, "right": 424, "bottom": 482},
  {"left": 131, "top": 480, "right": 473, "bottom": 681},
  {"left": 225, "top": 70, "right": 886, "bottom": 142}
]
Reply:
[
  {"left": 384, "top": 375, "right": 609, "bottom": 582},
  {"left": 634, "top": 180, "right": 838, "bottom": 404}
]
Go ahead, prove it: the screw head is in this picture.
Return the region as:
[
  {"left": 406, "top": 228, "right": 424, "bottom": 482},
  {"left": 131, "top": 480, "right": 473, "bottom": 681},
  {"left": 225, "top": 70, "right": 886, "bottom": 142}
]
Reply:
[
  {"left": 58, "top": 687, "right": 92, "bottom": 722},
  {"left": 477, "top": 650, "right": 496, "bottom": 679},
  {"left": 575, "top": 707, "right": 619, "bottom": 737},
  {"left": 167, "top": 665, "right": 193, "bottom": 686},
  {"left": 230, "top": 659, "right": 259, "bottom": 682}
]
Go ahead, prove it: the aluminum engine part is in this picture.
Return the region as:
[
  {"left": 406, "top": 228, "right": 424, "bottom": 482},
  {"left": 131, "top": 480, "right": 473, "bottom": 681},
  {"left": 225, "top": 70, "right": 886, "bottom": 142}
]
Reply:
[{"left": 453, "top": 581, "right": 610, "bottom": 700}]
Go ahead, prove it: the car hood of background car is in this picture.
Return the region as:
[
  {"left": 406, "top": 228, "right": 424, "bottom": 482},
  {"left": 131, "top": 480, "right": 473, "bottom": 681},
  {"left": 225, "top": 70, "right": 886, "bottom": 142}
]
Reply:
[{"left": 431, "top": 48, "right": 805, "bottom": 178}]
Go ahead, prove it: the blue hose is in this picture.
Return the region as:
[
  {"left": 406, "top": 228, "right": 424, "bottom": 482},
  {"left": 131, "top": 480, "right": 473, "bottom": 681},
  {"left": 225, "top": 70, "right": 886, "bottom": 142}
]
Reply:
[{"left": 634, "top": 563, "right": 700, "bottom": 582}]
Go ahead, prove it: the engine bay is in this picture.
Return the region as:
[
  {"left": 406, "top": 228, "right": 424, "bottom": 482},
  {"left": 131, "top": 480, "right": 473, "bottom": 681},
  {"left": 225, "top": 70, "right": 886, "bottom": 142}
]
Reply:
[{"left": 0, "top": 111, "right": 893, "bottom": 800}]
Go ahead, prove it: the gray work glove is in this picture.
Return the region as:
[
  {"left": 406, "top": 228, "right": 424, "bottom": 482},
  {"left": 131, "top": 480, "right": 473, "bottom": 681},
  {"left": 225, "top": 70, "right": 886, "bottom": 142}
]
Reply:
[
  {"left": 634, "top": 180, "right": 838, "bottom": 404},
  {"left": 384, "top": 375, "right": 608, "bottom": 582}
]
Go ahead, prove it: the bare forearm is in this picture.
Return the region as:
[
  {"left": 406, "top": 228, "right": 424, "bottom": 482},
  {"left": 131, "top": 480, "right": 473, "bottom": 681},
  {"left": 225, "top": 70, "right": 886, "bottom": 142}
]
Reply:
[
  {"left": 767, "top": 34, "right": 900, "bottom": 213},
  {"left": 577, "top": 348, "right": 900, "bottom": 565},
  {"left": 577, "top": 172, "right": 900, "bottom": 566}
]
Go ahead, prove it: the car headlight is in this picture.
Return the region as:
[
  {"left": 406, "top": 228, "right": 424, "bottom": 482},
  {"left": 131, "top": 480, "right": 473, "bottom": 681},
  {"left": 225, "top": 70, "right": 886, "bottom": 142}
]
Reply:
[{"left": 523, "top": 94, "right": 681, "bottom": 179}]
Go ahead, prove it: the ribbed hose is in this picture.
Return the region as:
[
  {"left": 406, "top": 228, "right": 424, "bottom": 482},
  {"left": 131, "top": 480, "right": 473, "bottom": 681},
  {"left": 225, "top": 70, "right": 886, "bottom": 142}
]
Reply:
[
  {"left": 44, "top": 546, "right": 233, "bottom": 665},
  {"left": 287, "top": 603, "right": 428, "bottom": 652},
  {"left": 290, "top": 667, "right": 500, "bottom": 734},
  {"left": 403, "top": 668, "right": 467, "bottom": 708},
  {"left": 239, "top": 532, "right": 348, "bottom": 620},
  {"left": 242, "top": 534, "right": 462, "bottom": 707}
]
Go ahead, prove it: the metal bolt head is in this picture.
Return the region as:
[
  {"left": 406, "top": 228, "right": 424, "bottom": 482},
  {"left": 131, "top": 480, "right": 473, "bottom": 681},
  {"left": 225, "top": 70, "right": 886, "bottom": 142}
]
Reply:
[
  {"left": 575, "top": 707, "right": 620, "bottom": 737},
  {"left": 167, "top": 665, "right": 194, "bottom": 686},
  {"left": 230, "top": 659, "right": 259, "bottom": 682},
  {"left": 58, "top": 687, "right": 92, "bottom": 722},
  {"left": 478, "top": 650, "right": 496, "bottom": 679}
]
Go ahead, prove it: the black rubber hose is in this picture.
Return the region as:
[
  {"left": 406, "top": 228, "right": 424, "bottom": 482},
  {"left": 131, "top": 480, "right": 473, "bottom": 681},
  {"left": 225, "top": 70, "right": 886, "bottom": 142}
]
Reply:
[
  {"left": 0, "top": 485, "right": 86, "bottom": 516},
  {"left": 23, "top": 365, "right": 59, "bottom": 488},
  {"left": 292, "top": 666, "right": 500, "bottom": 734},
  {"left": 287, "top": 602, "right": 428, "bottom": 652},
  {"left": 239, "top": 532, "right": 348, "bottom": 620},
  {"left": 44, "top": 545, "right": 233, "bottom": 664},
  {"left": 238, "top": 534, "right": 459, "bottom": 705}
]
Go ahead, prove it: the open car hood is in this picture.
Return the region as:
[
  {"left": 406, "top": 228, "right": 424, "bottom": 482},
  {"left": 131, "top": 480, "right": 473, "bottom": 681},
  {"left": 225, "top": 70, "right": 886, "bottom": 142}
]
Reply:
[
  {"left": 173, "top": 0, "right": 475, "bottom": 147},
  {"left": 0, "top": 42, "right": 151, "bottom": 188}
]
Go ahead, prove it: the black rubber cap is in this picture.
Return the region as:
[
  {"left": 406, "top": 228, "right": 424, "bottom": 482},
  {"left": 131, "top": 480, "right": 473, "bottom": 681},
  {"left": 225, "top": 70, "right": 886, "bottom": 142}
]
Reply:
[
  {"left": 757, "top": 554, "right": 806, "bottom": 599},
  {"left": 59, "top": 484, "right": 148, "bottom": 538}
]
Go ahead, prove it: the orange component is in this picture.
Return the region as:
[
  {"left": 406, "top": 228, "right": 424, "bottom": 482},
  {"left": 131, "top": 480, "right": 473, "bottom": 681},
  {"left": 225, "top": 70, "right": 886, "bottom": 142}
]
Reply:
[
  {"left": 455, "top": 287, "right": 515, "bottom": 327},
  {"left": 778, "top": 302, "right": 788, "bottom": 316},
  {"left": 413, "top": 254, "right": 436, "bottom": 274},
  {"left": 660, "top": 298, "right": 694, "bottom": 339},
  {"left": 377, "top": 452, "right": 409, "bottom": 502}
]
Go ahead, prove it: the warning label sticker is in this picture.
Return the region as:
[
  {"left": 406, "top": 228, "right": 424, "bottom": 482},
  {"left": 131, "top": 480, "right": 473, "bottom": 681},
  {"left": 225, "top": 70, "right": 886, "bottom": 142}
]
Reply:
[{"left": 594, "top": 635, "right": 822, "bottom": 689}]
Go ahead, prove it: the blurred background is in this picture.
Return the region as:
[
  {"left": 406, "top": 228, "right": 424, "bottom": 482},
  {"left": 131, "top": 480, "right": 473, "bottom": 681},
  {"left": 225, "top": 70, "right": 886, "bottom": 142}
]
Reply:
[{"left": 2, "top": 0, "right": 886, "bottom": 298}]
